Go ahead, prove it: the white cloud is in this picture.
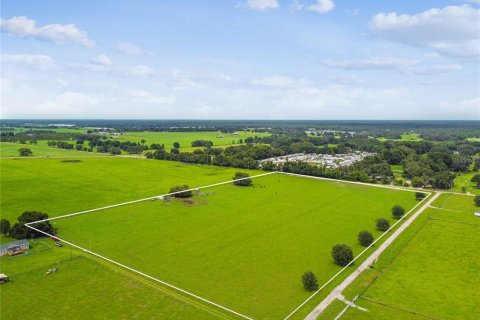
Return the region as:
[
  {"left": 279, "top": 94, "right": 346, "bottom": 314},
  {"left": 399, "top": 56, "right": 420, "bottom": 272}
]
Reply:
[
  {"left": 90, "top": 54, "right": 112, "bottom": 66},
  {"left": 117, "top": 42, "right": 142, "bottom": 55},
  {"left": 245, "top": 0, "right": 279, "bottom": 10},
  {"left": 323, "top": 56, "right": 420, "bottom": 70},
  {"left": 403, "top": 64, "right": 463, "bottom": 75},
  {"left": 34, "top": 92, "right": 98, "bottom": 116},
  {"left": 306, "top": 0, "right": 335, "bottom": 14},
  {"left": 0, "top": 16, "right": 95, "bottom": 47},
  {"left": 439, "top": 97, "right": 480, "bottom": 119},
  {"left": 251, "top": 75, "right": 311, "bottom": 88},
  {"left": 329, "top": 74, "right": 364, "bottom": 85},
  {"left": 126, "top": 90, "right": 176, "bottom": 104},
  {"left": 370, "top": 5, "right": 480, "bottom": 59},
  {"left": 0, "top": 53, "right": 55, "bottom": 70}
]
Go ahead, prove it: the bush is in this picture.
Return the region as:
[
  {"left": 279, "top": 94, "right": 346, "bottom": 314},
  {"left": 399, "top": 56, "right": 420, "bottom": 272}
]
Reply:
[
  {"left": 301, "top": 271, "right": 319, "bottom": 292},
  {"left": 18, "top": 148, "right": 33, "bottom": 156},
  {"left": 358, "top": 230, "right": 374, "bottom": 247},
  {"left": 474, "top": 195, "right": 480, "bottom": 207},
  {"left": 233, "top": 172, "right": 252, "bottom": 186},
  {"left": 391, "top": 205, "right": 405, "bottom": 219},
  {"left": 331, "top": 244, "right": 354, "bottom": 267},
  {"left": 0, "top": 219, "right": 10, "bottom": 235},
  {"left": 376, "top": 218, "right": 390, "bottom": 232},
  {"left": 169, "top": 185, "right": 193, "bottom": 198},
  {"left": 415, "top": 192, "right": 426, "bottom": 200}
]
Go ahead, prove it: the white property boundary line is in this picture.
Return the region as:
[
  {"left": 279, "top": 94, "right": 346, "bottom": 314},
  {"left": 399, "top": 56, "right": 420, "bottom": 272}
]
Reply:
[{"left": 25, "top": 170, "right": 430, "bottom": 319}]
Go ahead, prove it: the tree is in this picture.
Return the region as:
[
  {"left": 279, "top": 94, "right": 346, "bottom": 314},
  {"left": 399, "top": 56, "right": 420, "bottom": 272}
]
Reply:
[
  {"left": 232, "top": 172, "right": 252, "bottom": 186},
  {"left": 169, "top": 185, "right": 193, "bottom": 198},
  {"left": 358, "top": 230, "right": 374, "bottom": 247},
  {"left": 18, "top": 148, "right": 33, "bottom": 156},
  {"left": 376, "top": 218, "right": 390, "bottom": 232},
  {"left": 474, "top": 195, "right": 480, "bottom": 207},
  {"left": 471, "top": 174, "right": 480, "bottom": 189},
  {"left": 0, "top": 219, "right": 10, "bottom": 235},
  {"left": 392, "top": 205, "right": 405, "bottom": 219},
  {"left": 331, "top": 244, "right": 354, "bottom": 267},
  {"left": 301, "top": 271, "right": 319, "bottom": 291},
  {"left": 173, "top": 142, "right": 180, "bottom": 149},
  {"left": 415, "top": 192, "right": 426, "bottom": 200},
  {"left": 9, "top": 211, "right": 54, "bottom": 239}
]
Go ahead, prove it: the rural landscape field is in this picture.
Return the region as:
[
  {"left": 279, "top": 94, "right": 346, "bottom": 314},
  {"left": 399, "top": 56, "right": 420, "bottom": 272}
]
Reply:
[{"left": 1, "top": 0, "right": 479, "bottom": 319}]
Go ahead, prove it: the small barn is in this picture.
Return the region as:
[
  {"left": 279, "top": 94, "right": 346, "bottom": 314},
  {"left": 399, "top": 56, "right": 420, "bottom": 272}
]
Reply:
[{"left": 0, "top": 239, "right": 30, "bottom": 256}]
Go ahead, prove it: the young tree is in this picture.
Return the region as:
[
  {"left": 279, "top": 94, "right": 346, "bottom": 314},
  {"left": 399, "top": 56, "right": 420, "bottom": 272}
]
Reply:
[
  {"left": 471, "top": 174, "right": 480, "bottom": 189},
  {"left": 474, "top": 195, "right": 480, "bottom": 207},
  {"left": 331, "top": 244, "right": 354, "bottom": 267},
  {"left": 169, "top": 185, "right": 193, "bottom": 198},
  {"left": 358, "top": 230, "right": 374, "bottom": 247},
  {"left": 376, "top": 218, "right": 390, "bottom": 232},
  {"left": 232, "top": 172, "right": 252, "bottom": 186},
  {"left": 0, "top": 219, "right": 10, "bottom": 236},
  {"left": 173, "top": 142, "right": 180, "bottom": 149},
  {"left": 18, "top": 148, "right": 33, "bottom": 156},
  {"left": 301, "top": 271, "right": 319, "bottom": 292},
  {"left": 391, "top": 205, "right": 405, "bottom": 219},
  {"left": 415, "top": 192, "right": 426, "bottom": 200}
]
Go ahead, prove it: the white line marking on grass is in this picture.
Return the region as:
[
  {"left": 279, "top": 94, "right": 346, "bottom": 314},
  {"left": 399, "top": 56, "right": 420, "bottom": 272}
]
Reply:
[
  {"left": 28, "top": 171, "right": 277, "bottom": 224},
  {"left": 25, "top": 225, "right": 255, "bottom": 320},
  {"left": 282, "top": 191, "right": 434, "bottom": 320}
]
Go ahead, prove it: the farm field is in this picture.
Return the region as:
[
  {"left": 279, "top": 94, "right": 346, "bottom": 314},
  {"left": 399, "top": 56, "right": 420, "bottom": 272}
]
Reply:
[
  {"left": 336, "top": 193, "right": 480, "bottom": 320},
  {"left": 50, "top": 173, "right": 419, "bottom": 319},
  {"left": 452, "top": 171, "right": 480, "bottom": 195},
  {"left": 0, "top": 157, "right": 259, "bottom": 223},
  {"left": 377, "top": 133, "right": 423, "bottom": 142},
  {"left": 0, "top": 142, "right": 106, "bottom": 158},
  {"left": 0, "top": 241, "right": 220, "bottom": 320},
  {"left": 117, "top": 130, "right": 270, "bottom": 150}
]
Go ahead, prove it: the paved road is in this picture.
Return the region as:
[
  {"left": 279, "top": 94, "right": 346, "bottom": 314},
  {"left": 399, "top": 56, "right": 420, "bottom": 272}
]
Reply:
[{"left": 304, "top": 192, "right": 441, "bottom": 320}]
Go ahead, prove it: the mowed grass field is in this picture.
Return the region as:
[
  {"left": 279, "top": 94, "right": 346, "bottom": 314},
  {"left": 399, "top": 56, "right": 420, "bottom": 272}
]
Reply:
[
  {"left": 0, "top": 142, "right": 107, "bottom": 158},
  {"left": 0, "top": 241, "right": 223, "bottom": 320},
  {"left": 52, "top": 173, "right": 418, "bottom": 319},
  {"left": 0, "top": 157, "right": 259, "bottom": 223},
  {"left": 337, "top": 193, "right": 480, "bottom": 320}
]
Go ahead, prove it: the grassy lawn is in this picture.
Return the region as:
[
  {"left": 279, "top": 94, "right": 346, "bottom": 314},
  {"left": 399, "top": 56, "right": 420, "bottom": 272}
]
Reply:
[
  {"left": 378, "top": 133, "right": 422, "bottom": 142},
  {"left": 452, "top": 171, "right": 480, "bottom": 195},
  {"left": 0, "top": 241, "right": 221, "bottom": 320},
  {"left": 339, "top": 193, "right": 480, "bottom": 320},
  {"left": 0, "top": 142, "right": 106, "bottom": 158},
  {"left": 116, "top": 131, "right": 270, "bottom": 150},
  {"left": 52, "top": 173, "right": 418, "bottom": 319},
  {"left": 0, "top": 157, "right": 259, "bottom": 222}
]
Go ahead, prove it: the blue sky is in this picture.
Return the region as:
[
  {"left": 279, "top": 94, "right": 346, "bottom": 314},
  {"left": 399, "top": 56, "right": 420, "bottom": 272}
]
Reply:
[{"left": 1, "top": 0, "right": 479, "bottom": 119}]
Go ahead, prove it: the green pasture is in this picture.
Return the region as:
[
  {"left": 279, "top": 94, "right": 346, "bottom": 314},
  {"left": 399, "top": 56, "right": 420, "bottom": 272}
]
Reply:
[
  {"left": 338, "top": 193, "right": 480, "bottom": 320},
  {"left": 378, "top": 133, "right": 422, "bottom": 142},
  {"left": 0, "top": 241, "right": 220, "bottom": 320},
  {"left": 53, "top": 174, "right": 418, "bottom": 319},
  {"left": 0, "top": 157, "right": 259, "bottom": 223},
  {"left": 452, "top": 171, "right": 480, "bottom": 195},
  {"left": 0, "top": 142, "right": 105, "bottom": 158},
  {"left": 116, "top": 130, "right": 270, "bottom": 150}
]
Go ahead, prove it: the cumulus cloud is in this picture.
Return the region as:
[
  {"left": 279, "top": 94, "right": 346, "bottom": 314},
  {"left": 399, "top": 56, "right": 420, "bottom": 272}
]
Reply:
[
  {"left": 439, "top": 97, "right": 480, "bottom": 119},
  {"left": 306, "top": 0, "right": 335, "bottom": 14},
  {"left": 403, "top": 64, "right": 463, "bottom": 75},
  {"left": 369, "top": 5, "right": 480, "bottom": 59},
  {"left": 322, "top": 56, "right": 420, "bottom": 70},
  {"left": 90, "top": 54, "right": 112, "bottom": 66},
  {"left": 329, "top": 74, "right": 364, "bottom": 85},
  {"left": 0, "top": 53, "right": 55, "bottom": 69},
  {"left": 0, "top": 16, "right": 95, "bottom": 47},
  {"left": 117, "top": 42, "right": 142, "bottom": 55},
  {"left": 245, "top": 0, "right": 279, "bottom": 10}
]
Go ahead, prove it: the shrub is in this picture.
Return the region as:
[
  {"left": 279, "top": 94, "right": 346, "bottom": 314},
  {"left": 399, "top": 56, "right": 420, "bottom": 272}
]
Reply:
[
  {"left": 233, "top": 172, "right": 252, "bottom": 186},
  {"left": 301, "top": 271, "right": 319, "bottom": 292},
  {"left": 331, "top": 244, "right": 354, "bottom": 267},
  {"left": 169, "top": 185, "right": 193, "bottom": 198},
  {"left": 474, "top": 195, "right": 480, "bottom": 207},
  {"left": 415, "top": 192, "right": 426, "bottom": 200},
  {"left": 391, "top": 205, "right": 405, "bottom": 219},
  {"left": 0, "top": 219, "right": 10, "bottom": 235},
  {"left": 376, "top": 218, "right": 390, "bottom": 232},
  {"left": 18, "top": 148, "right": 33, "bottom": 156},
  {"left": 358, "top": 230, "right": 374, "bottom": 247}
]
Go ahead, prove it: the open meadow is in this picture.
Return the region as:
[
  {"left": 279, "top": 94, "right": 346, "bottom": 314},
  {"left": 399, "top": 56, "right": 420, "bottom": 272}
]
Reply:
[
  {"left": 49, "top": 173, "right": 419, "bottom": 319},
  {"left": 333, "top": 193, "right": 480, "bottom": 320}
]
